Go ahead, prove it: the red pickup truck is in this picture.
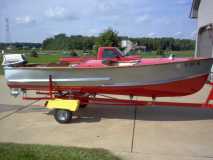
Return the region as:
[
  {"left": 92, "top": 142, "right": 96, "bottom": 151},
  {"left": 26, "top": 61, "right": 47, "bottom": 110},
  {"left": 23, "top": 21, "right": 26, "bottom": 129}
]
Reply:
[{"left": 60, "top": 47, "right": 140, "bottom": 63}]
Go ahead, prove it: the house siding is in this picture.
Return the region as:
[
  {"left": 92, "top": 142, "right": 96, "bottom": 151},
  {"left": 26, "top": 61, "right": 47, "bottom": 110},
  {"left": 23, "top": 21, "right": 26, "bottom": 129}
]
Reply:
[
  {"left": 194, "top": 0, "right": 213, "bottom": 80},
  {"left": 195, "top": 0, "right": 213, "bottom": 58},
  {"left": 198, "top": 0, "right": 213, "bottom": 28}
]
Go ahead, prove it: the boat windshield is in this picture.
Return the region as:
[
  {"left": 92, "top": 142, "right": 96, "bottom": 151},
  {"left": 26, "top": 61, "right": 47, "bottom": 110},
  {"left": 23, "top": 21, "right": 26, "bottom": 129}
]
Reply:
[{"left": 115, "top": 48, "right": 125, "bottom": 57}]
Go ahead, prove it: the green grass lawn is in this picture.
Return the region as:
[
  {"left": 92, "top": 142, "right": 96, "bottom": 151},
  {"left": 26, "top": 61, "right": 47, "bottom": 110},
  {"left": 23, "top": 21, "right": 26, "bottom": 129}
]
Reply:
[
  {"left": 26, "top": 54, "right": 61, "bottom": 64},
  {"left": 135, "top": 50, "right": 194, "bottom": 58},
  {"left": 0, "top": 143, "right": 121, "bottom": 160}
]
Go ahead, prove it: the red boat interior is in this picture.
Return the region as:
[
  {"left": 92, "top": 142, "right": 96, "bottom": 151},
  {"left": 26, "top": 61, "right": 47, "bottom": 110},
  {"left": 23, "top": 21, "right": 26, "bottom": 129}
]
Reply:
[{"left": 16, "top": 57, "right": 204, "bottom": 69}]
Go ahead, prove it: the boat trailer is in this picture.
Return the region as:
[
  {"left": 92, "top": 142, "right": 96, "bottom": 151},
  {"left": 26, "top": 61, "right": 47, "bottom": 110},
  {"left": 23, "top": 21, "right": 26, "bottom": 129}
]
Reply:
[{"left": 19, "top": 76, "right": 213, "bottom": 123}]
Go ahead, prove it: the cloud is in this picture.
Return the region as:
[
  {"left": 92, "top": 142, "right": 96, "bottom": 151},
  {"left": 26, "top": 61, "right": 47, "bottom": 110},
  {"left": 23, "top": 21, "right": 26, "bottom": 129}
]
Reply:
[
  {"left": 176, "top": 0, "right": 191, "bottom": 5},
  {"left": 45, "top": 7, "right": 65, "bottom": 18},
  {"left": 15, "top": 16, "right": 36, "bottom": 24},
  {"left": 174, "top": 31, "right": 182, "bottom": 37},
  {"left": 147, "top": 32, "right": 156, "bottom": 37},
  {"left": 136, "top": 15, "right": 150, "bottom": 23},
  {"left": 45, "top": 6, "right": 78, "bottom": 21},
  {"left": 97, "top": 1, "right": 114, "bottom": 12},
  {"left": 86, "top": 28, "right": 100, "bottom": 36}
]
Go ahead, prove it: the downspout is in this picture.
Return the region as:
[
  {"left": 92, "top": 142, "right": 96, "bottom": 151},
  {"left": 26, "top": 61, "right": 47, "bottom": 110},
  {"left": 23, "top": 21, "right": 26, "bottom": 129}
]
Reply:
[
  {"left": 207, "top": 24, "right": 213, "bottom": 81},
  {"left": 207, "top": 24, "right": 213, "bottom": 57},
  {"left": 194, "top": 28, "right": 199, "bottom": 57}
]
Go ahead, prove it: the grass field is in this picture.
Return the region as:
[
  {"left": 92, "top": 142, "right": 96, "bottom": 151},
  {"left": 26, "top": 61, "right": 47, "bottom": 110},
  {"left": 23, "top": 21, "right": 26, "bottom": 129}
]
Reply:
[
  {"left": 133, "top": 50, "right": 194, "bottom": 58},
  {"left": 27, "top": 54, "right": 62, "bottom": 64},
  {"left": 0, "top": 143, "right": 121, "bottom": 160},
  {"left": 0, "top": 50, "right": 194, "bottom": 75}
]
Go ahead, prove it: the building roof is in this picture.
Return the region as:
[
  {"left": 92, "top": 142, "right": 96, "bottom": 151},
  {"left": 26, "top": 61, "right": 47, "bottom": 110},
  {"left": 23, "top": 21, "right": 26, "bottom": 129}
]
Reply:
[{"left": 190, "top": 0, "right": 201, "bottom": 18}]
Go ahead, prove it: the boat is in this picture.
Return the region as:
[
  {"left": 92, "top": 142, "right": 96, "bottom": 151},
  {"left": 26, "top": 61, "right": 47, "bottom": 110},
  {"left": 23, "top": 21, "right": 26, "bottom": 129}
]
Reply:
[{"left": 2, "top": 53, "right": 213, "bottom": 98}]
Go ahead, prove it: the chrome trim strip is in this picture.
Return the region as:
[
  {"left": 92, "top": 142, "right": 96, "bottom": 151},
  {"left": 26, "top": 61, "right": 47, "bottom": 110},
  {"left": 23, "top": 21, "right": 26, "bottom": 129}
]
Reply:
[{"left": 8, "top": 77, "right": 111, "bottom": 83}]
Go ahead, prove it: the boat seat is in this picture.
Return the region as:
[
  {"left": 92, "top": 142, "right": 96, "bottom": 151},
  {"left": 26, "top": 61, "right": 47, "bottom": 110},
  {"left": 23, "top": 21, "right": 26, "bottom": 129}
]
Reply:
[
  {"left": 102, "top": 60, "right": 140, "bottom": 67},
  {"left": 117, "top": 61, "right": 140, "bottom": 67}
]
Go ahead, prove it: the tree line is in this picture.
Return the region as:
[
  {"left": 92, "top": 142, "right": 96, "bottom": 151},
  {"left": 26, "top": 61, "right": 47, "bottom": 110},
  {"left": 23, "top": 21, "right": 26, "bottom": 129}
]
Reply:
[
  {"left": 129, "top": 37, "right": 195, "bottom": 51},
  {"left": 42, "top": 34, "right": 96, "bottom": 50},
  {"left": 0, "top": 29, "right": 195, "bottom": 51},
  {"left": 42, "top": 32, "right": 195, "bottom": 51},
  {"left": 0, "top": 43, "right": 41, "bottom": 50}
]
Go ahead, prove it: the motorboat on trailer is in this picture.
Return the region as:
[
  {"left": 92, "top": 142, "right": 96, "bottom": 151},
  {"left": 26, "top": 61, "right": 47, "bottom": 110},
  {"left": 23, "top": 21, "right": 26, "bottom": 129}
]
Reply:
[{"left": 2, "top": 52, "right": 213, "bottom": 98}]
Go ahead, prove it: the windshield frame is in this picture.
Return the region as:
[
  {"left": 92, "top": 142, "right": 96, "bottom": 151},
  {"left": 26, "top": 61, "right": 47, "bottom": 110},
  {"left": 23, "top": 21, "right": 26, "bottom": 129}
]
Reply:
[{"left": 114, "top": 48, "right": 125, "bottom": 57}]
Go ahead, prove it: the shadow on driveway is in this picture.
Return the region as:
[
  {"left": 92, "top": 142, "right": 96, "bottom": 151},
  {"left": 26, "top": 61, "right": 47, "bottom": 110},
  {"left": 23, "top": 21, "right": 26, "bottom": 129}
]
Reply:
[
  {"left": 5, "top": 103, "right": 213, "bottom": 123},
  {"left": 0, "top": 104, "right": 24, "bottom": 113},
  {"left": 44, "top": 105, "right": 213, "bottom": 123}
]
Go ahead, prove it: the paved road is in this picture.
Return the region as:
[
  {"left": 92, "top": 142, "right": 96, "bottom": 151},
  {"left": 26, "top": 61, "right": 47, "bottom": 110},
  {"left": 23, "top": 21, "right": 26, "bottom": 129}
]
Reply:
[{"left": 0, "top": 76, "right": 213, "bottom": 160}]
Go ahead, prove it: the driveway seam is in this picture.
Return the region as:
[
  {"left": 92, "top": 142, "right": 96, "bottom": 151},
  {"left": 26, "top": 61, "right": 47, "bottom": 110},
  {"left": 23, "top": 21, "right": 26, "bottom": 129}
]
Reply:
[
  {"left": 0, "top": 100, "right": 40, "bottom": 121},
  {"left": 130, "top": 105, "right": 137, "bottom": 153}
]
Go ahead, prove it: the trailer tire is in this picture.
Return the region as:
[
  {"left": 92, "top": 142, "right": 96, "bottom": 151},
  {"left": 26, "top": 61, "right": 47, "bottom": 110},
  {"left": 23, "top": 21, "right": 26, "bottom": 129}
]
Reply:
[{"left": 54, "top": 109, "right": 72, "bottom": 124}]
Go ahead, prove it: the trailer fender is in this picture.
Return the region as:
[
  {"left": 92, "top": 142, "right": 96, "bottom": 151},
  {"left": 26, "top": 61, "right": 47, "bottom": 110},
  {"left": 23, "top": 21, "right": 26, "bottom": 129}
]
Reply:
[{"left": 46, "top": 99, "right": 80, "bottom": 112}]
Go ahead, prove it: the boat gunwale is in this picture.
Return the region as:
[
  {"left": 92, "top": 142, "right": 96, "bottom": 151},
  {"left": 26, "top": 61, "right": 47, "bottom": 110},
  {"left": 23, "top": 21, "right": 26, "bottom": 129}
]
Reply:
[{"left": 3, "top": 57, "right": 213, "bottom": 70}]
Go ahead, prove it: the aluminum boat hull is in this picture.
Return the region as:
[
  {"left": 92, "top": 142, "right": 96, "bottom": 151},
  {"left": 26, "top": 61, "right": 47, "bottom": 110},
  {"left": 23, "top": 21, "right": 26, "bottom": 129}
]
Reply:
[{"left": 4, "top": 58, "right": 213, "bottom": 97}]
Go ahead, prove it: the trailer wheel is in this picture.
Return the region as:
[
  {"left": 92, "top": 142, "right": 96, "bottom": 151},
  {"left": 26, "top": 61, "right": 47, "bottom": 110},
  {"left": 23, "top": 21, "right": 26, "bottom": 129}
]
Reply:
[{"left": 54, "top": 109, "right": 72, "bottom": 124}]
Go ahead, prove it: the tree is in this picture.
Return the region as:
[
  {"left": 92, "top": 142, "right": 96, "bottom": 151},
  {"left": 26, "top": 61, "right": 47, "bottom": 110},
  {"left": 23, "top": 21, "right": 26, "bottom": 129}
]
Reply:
[
  {"left": 156, "top": 47, "right": 164, "bottom": 56},
  {"left": 30, "top": 50, "right": 38, "bottom": 57},
  {"left": 95, "top": 28, "right": 120, "bottom": 49}
]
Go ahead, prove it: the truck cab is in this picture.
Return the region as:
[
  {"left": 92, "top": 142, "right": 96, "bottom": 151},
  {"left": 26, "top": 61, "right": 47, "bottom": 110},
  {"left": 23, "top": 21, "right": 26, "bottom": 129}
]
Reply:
[{"left": 60, "top": 47, "right": 140, "bottom": 64}]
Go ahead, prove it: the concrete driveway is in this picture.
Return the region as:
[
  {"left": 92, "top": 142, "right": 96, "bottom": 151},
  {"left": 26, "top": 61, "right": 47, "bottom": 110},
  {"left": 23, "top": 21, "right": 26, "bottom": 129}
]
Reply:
[{"left": 0, "top": 76, "right": 213, "bottom": 160}]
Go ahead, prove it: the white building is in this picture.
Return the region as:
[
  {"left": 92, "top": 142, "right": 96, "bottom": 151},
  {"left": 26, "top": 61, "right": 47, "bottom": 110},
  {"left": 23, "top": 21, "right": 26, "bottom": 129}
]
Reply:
[
  {"left": 121, "top": 40, "right": 135, "bottom": 54},
  {"left": 191, "top": 0, "right": 213, "bottom": 81},
  {"left": 190, "top": 0, "right": 213, "bottom": 57},
  {"left": 121, "top": 40, "right": 146, "bottom": 54}
]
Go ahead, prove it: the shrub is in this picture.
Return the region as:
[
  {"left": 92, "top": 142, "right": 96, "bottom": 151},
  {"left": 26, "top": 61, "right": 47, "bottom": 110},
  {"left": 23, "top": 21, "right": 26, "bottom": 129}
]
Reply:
[{"left": 30, "top": 50, "right": 38, "bottom": 57}]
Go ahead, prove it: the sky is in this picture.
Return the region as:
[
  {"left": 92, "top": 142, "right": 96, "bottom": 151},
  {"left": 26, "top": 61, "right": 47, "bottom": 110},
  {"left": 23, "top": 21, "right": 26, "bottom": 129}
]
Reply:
[{"left": 0, "top": 0, "right": 197, "bottom": 43}]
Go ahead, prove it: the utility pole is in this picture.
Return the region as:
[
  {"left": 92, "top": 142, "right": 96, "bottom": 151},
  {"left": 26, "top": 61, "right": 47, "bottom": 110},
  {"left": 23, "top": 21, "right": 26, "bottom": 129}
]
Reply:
[{"left": 5, "top": 18, "right": 11, "bottom": 43}]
